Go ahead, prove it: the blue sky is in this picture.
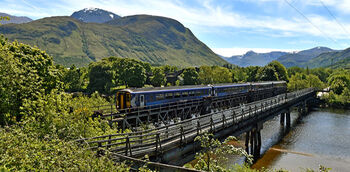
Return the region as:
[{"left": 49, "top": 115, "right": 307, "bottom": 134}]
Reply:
[{"left": 1, "top": 0, "right": 350, "bottom": 56}]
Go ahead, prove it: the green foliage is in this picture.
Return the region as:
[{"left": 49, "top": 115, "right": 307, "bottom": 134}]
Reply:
[
  {"left": 20, "top": 90, "right": 118, "bottom": 140},
  {"left": 62, "top": 64, "right": 88, "bottom": 92},
  {"left": 287, "top": 73, "right": 324, "bottom": 91},
  {"left": 0, "top": 36, "right": 61, "bottom": 125},
  {"left": 0, "top": 126, "right": 129, "bottom": 171},
  {"left": 192, "top": 133, "right": 253, "bottom": 172},
  {"left": 322, "top": 70, "right": 350, "bottom": 106},
  {"left": 257, "top": 66, "right": 279, "bottom": 81},
  {"left": 183, "top": 67, "right": 200, "bottom": 85},
  {"left": 150, "top": 67, "right": 166, "bottom": 87},
  {"left": 268, "top": 61, "right": 288, "bottom": 81},
  {"left": 117, "top": 58, "right": 147, "bottom": 88},
  {"left": 287, "top": 66, "right": 305, "bottom": 77},
  {"left": 304, "top": 165, "right": 331, "bottom": 172},
  {"left": 327, "top": 71, "right": 350, "bottom": 95},
  {"left": 232, "top": 67, "right": 249, "bottom": 82},
  {"left": 199, "top": 66, "right": 232, "bottom": 84},
  {"left": 256, "top": 61, "right": 288, "bottom": 81},
  {"left": 87, "top": 59, "right": 116, "bottom": 94},
  {"left": 87, "top": 57, "right": 148, "bottom": 93}
]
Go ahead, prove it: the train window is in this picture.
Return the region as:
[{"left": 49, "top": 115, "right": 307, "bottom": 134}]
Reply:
[
  {"left": 165, "top": 92, "right": 173, "bottom": 99},
  {"left": 195, "top": 91, "right": 201, "bottom": 96},
  {"left": 148, "top": 94, "right": 155, "bottom": 102},
  {"left": 189, "top": 91, "right": 195, "bottom": 96},
  {"left": 182, "top": 91, "right": 188, "bottom": 97},
  {"left": 174, "top": 92, "right": 181, "bottom": 98},
  {"left": 156, "top": 94, "right": 164, "bottom": 100}
]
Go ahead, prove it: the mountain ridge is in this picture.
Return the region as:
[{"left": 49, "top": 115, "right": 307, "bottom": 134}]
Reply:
[
  {"left": 71, "top": 8, "right": 120, "bottom": 23},
  {"left": 0, "top": 14, "right": 227, "bottom": 67},
  {"left": 223, "top": 51, "right": 288, "bottom": 67},
  {"left": 0, "top": 12, "right": 32, "bottom": 24}
]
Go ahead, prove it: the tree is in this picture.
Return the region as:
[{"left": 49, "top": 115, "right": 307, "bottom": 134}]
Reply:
[
  {"left": 116, "top": 58, "right": 147, "bottom": 88},
  {"left": 150, "top": 67, "right": 166, "bottom": 87},
  {"left": 212, "top": 66, "right": 232, "bottom": 83},
  {"left": 183, "top": 67, "right": 199, "bottom": 85},
  {"left": 0, "top": 36, "right": 60, "bottom": 125},
  {"left": 191, "top": 133, "right": 252, "bottom": 171},
  {"left": 256, "top": 66, "right": 279, "bottom": 81},
  {"left": 267, "top": 61, "right": 288, "bottom": 81},
  {"left": 327, "top": 72, "right": 350, "bottom": 95},
  {"left": 288, "top": 66, "right": 305, "bottom": 77},
  {"left": 63, "top": 65, "right": 87, "bottom": 92},
  {"left": 287, "top": 73, "right": 324, "bottom": 91},
  {"left": 245, "top": 66, "right": 261, "bottom": 82},
  {"left": 232, "top": 67, "right": 248, "bottom": 82},
  {"left": 199, "top": 66, "right": 213, "bottom": 84},
  {"left": 87, "top": 60, "right": 115, "bottom": 94}
]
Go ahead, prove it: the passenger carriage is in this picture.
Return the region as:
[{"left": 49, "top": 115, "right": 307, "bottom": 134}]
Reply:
[{"left": 116, "top": 85, "right": 212, "bottom": 109}]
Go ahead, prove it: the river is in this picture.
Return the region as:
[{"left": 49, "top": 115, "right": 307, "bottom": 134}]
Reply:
[{"left": 252, "top": 108, "right": 350, "bottom": 171}]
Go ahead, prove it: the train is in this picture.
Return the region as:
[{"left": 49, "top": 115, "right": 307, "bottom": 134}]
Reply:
[{"left": 116, "top": 81, "right": 287, "bottom": 110}]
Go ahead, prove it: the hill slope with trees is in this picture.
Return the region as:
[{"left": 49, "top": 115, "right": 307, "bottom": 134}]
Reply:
[{"left": 0, "top": 15, "right": 227, "bottom": 67}]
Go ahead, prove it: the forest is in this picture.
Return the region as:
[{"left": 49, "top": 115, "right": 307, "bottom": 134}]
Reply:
[{"left": 0, "top": 35, "right": 349, "bottom": 171}]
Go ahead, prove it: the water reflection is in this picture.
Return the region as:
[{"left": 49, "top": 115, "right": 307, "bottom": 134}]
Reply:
[{"left": 253, "top": 108, "right": 350, "bottom": 171}]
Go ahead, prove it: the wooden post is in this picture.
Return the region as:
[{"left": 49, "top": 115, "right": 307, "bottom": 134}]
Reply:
[
  {"left": 97, "top": 142, "right": 103, "bottom": 157},
  {"left": 125, "top": 136, "right": 129, "bottom": 156},
  {"left": 108, "top": 135, "right": 112, "bottom": 149}
]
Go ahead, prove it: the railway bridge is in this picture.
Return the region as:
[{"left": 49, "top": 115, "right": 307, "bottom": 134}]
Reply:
[{"left": 78, "top": 88, "right": 317, "bottom": 167}]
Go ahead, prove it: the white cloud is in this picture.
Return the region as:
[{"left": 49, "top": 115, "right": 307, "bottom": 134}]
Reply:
[{"left": 212, "top": 47, "right": 299, "bottom": 57}]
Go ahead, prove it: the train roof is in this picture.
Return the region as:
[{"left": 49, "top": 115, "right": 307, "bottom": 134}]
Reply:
[
  {"left": 119, "top": 85, "right": 212, "bottom": 93},
  {"left": 212, "top": 83, "right": 250, "bottom": 88},
  {"left": 118, "top": 81, "right": 287, "bottom": 93}
]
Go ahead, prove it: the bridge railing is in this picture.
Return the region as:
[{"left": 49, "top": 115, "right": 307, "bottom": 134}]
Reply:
[{"left": 77, "top": 88, "right": 315, "bottom": 157}]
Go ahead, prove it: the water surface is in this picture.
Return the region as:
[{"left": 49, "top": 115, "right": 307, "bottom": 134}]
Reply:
[{"left": 253, "top": 108, "right": 350, "bottom": 171}]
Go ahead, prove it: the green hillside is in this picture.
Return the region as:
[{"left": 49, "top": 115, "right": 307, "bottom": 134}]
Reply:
[
  {"left": 0, "top": 15, "right": 226, "bottom": 67},
  {"left": 303, "top": 47, "right": 350, "bottom": 68}
]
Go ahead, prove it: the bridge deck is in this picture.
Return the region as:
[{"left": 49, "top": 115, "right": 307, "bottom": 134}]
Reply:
[{"left": 77, "top": 88, "right": 315, "bottom": 160}]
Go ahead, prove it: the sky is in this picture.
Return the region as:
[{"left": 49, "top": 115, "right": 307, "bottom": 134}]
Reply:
[{"left": 1, "top": 0, "right": 350, "bottom": 57}]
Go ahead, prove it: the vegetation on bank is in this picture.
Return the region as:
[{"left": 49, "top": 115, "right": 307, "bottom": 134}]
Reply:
[{"left": 1, "top": 29, "right": 348, "bottom": 171}]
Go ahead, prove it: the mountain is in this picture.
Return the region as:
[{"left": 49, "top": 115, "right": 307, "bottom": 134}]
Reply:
[
  {"left": 0, "top": 12, "right": 32, "bottom": 24},
  {"left": 303, "top": 47, "right": 350, "bottom": 68},
  {"left": 0, "top": 15, "right": 227, "bottom": 67},
  {"left": 223, "top": 51, "right": 288, "bottom": 67},
  {"left": 277, "top": 47, "right": 335, "bottom": 68},
  {"left": 71, "top": 8, "right": 120, "bottom": 23}
]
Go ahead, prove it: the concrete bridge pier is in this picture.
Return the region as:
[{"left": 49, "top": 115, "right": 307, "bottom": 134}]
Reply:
[
  {"left": 245, "top": 123, "right": 263, "bottom": 161},
  {"left": 280, "top": 109, "right": 291, "bottom": 130},
  {"left": 285, "top": 109, "right": 291, "bottom": 129}
]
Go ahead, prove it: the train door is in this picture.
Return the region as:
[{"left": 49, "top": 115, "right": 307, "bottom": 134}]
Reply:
[
  {"left": 117, "top": 92, "right": 125, "bottom": 109},
  {"left": 140, "top": 94, "right": 145, "bottom": 107}
]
